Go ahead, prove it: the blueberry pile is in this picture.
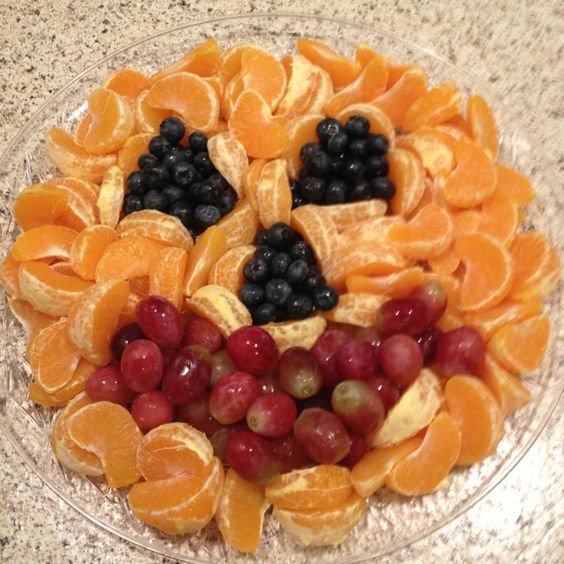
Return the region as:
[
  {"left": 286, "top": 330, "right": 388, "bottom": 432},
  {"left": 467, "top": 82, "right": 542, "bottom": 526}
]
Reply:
[
  {"left": 291, "top": 115, "right": 396, "bottom": 208},
  {"left": 240, "top": 222, "right": 339, "bottom": 325},
  {"left": 122, "top": 117, "right": 238, "bottom": 237}
]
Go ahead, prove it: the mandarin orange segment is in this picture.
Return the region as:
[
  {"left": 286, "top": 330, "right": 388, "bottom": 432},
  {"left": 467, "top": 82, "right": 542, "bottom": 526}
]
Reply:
[
  {"left": 242, "top": 158, "right": 267, "bottom": 210},
  {"left": 296, "top": 38, "right": 361, "bottom": 90},
  {"left": 488, "top": 314, "right": 550, "bottom": 374},
  {"left": 229, "top": 89, "right": 290, "bottom": 159},
  {"left": 67, "top": 401, "right": 142, "bottom": 487},
  {"left": 444, "top": 375, "right": 504, "bottom": 466},
  {"left": 207, "top": 131, "right": 248, "bottom": 198},
  {"left": 51, "top": 392, "right": 104, "bottom": 476},
  {"left": 46, "top": 128, "right": 117, "bottom": 183},
  {"left": 303, "top": 67, "right": 334, "bottom": 115},
  {"left": 45, "top": 176, "right": 100, "bottom": 207},
  {"left": 281, "top": 114, "right": 323, "bottom": 179},
  {"left": 217, "top": 198, "right": 259, "bottom": 248},
  {"left": 66, "top": 277, "right": 130, "bottom": 366},
  {"left": 46, "top": 182, "right": 98, "bottom": 231},
  {"left": 336, "top": 103, "right": 395, "bottom": 144},
  {"left": 82, "top": 88, "right": 135, "bottom": 155},
  {"left": 146, "top": 72, "right": 219, "bottom": 132},
  {"left": 97, "top": 165, "right": 125, "bottom": 228},
  {"left": 0, "top": 253, "right": 23, "bottom": 298},
  {"left": 18, "top": 261, "right": 93, "bottom": 316},
  {"left": 323, "top": 55, "right": 389, "bottom": 117},
  {"left": 241, "top": 49, "right": 287, "bottom": 111},
  {"left": 95, "top": 235, "right": 166, "bottom": 282},
  {"left": 454, "top": 232, "right": 514, "bottom": 312},
  {"left": 322, "top": 293, "right": 387, "bottom": 327},
  {"left": 386, "top": 411, "right": 461, "bottom": 495},
  {"left": 117, "top": 132, "right": 153, "bottom": 176},
  {"left": 350, "top": 437, "right": 422, "bottom": 497},
  {"left": 386, "top": 63, "right": 425, "bottom": 87},
  {"left": 184, "top": 226, "right": 228, "bottom": 298},
  {"left": 13, "top": 183, "right": 70, "bottom": 231},
  {"left": 217, "top": 468, "right": 270, "bottom": 554},
  {"left": 493, "top": 164, "right": 534, "bottom": 206},
  {"left": 149, "top": 247, "right": 188, "bottom": 311},
  {"left": 477, "top": 354, "right": 532, "bottom": 416},
  {"left": 274, "top": 492, "right": 366, "bottom": 548},
  {"left": 262, "top": 316, "right": 327, "bottom": 352},
  {"left": 116, "top": 209, "right": 193, "bottom": 249},
  {"left": 467, "top": 94, "right": 498, "bottom": 160},
  {"left": 275, "top": 55, "right": 319, "bottom": 119},
  {"left": 73, "top": 114, "right": 92, "bottom": 146},
  {"left": 387, "top": 148, "right": 425, "bottom": 216},
  {"left": 208, "top": 244, "right": 255, "bottom": 294},
  {"left": 219, "top": 43, "right": 260, "bottom": 84},
  {"left": 69, "top": 225, "right": 118, "bottom": 281},
  {"left": 402, "top": 81, "right": 461, "bottom": 132},
  {"left": 386, "top": 204, "right": 454, "bottom": 260},
  {"left": 345, "top": 267, "right": 425, "bottom": 298},
  {"left": 7, "top": 298, "right": 57, "bottom": 341},
  {"left": 443, "top": 140, "right": 496, "bottom": 208},
  {"left": 373, "top": 71, "right": 428, "bottom": 127},
  {"left": 256, "top": 159, "right": 292, "bottom": 229},
  {"left": 321, "top": 200, "right": 387, "bottom": 232},
  {"left": 134, "top": 89, "right": 172, "bottom": 133},
  {"left": 187, "top": 284, "right": 251, "bottom": 338},
  {"left": 266, "top": 465, "right": 352, "bottom": 511},
  {"left": 103, "top": 67, "right": 151, "bottom": 102},
  {"left": 342, "top": 216, "right": 403, "bottom": 245},
  {"left": 11, "top": 225, "right": 79, "bottom": 263},
  {"left": 221, "top": 74, "right": 245, "bottom": 121},
  {"left": 354, "top": 43, "right": 385, "bottom": 68}
]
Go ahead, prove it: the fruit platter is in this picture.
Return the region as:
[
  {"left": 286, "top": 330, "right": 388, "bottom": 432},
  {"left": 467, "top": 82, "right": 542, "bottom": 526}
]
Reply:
[{"left": 0, "top": 14, "right": 561, "bottom": 563}]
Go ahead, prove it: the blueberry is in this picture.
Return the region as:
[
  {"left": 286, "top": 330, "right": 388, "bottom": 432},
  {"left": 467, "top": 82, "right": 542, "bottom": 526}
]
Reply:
[
  {"left": 127, "top": 171, "right": 146, "bottom": 195},
  {"left": 364, "top": 155, "right": 389, "bottom": 179},
  {"left": 303, "top": 270, "right": 326, "bottom": 293},
  {"left": 217, "top": 189, "right": 236, "bottom": 215},
  {"left": 323, "top": 179, "right": 347, "bottom": 204},
  {"left": 285, "top": 259, "right": 309, "bottom": 288},
  {"left": 370, "top": 177, "right": 396, "bottom": 200},
  {"left": 162, "top": 185, "right": 185, "bottom": 205},
  {"left": 316, "top": 118, "right": 342, "bottom": 144},
  {"left": 267, "top": 222, "right": 297, "bottom": 251},
  {"left": 340, "top": 160, "right": 364, "bottom": 182},
  {"left": 314, "top": 286, "right": 339, "bottom": 311},
  {"left": 344, "top": 115, "right": 370, "bottom": 139},
  {"left": 326, "top": 131, "right": 349, "bottom": 156},
  {"left": 239, "top": 283, "right": 265, "bottom": 307},
  {"left": 254, "top": 229, "right": 269, "bottom": 246},
  {"left": 209, "top": 173, "right": 228, "bottom": 191},
  {"left": 162, "top": 148, "right": 188, "bottom": 170},
  {"left": 285, "top": 294, "right": 314, "bottom": 319},
  {"left": 188, "top": 131, "right": 208, "bottom": 152},
  {"left": 271, "top": 252, "right": 292, "bottom": 278},
  {"left": 172, "top": 162, "right": 197, "bottom": 187},
  {"left": 366, "top": 133, "right": 389, "bottom": 156},
  {"left": 299, "top": 142, "right": 321, "bottom": 163},
  {"left": 292, "top": 193, "right": 306, "bottom": 209},
  {"left": 252, "top": 302, "right": 278, "bottom": 325},
  {"left": 289, "top": 240, "right": 316, "bottom": 265},
  {"left": 194, "top": 204, "right": 221, "bottom": 229},
  {"left": 185, "top": 182, "right": 201, "bottom": 203},
  {"left": 193, "top": 152, "right": 215, "bottom": 177},
  {"left": 123, "top": 194, "right": 144, "bottom": 215},
  {"left": 329, "top": 155, "right": 345, "bottom": 175},
  {"left": 265, "top": 278, "right": 292, "bottom": 307},
  {"left": 143, "top": 165, "right": 169, "bottom": 190},
  {"left": 168, "top": 201, "right": 192, "bottom": 227},
  {"left": 289, "top": 179, "right": 301, "bottom": 194},
  {"left": 182, "top": 148, "right": 194, "bottom": 162},
  {"left": 143, "top": 189, "right": 168, "bottom": 211},
  {"left": 138, "top": 153, "right": 159, "bottom": 170},
  {"left": 159, "top": 117, "right": 185, "bottom": 145},
  {"left": 348, "top": 138, "right": 367, "bottom": 160},
  {"left": 148, "top": 136, "right": 172, "bottom": 160},
  {"left": 298, "top": 166, "right": 311, "bottom": 183},
  {"left": 347, "top": 180, "right": 371, "bottom": 202},
  {"left": 198, "top": 180, "right": 222, "bottom": 204},
  {"left": 301, "top": 176, "right": 325, "bottom": 203},
  {"left": 244, "top": 258, "right": 270, "bottom": 285},
  {"left": 308, "top": 151, "right": 332, "bottom": 177},
  {"left": 255, "top": 245, "right": 276, "bottom": 264}
]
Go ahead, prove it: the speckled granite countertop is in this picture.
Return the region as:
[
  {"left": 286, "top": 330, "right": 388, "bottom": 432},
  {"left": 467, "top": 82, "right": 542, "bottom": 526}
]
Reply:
[{"left": 1, "top": 1, "right": 563, "bottom": 562}]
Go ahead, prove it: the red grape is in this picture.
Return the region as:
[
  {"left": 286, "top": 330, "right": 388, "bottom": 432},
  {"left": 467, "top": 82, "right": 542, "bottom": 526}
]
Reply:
[
  {"left": 340, "top": 433, "right": 368, "bottom": 468},
  {"left": 365, "top": 375, "right": 400, "bottom": 411},
  {"left": 111, "top": 323, "right": 144, "bottom": 361},
  {"left": 136, "top": 295, "right": 183, "bottom": 349},
  {"left": 183, "top": 317, "right": 223, "bottom": 353},
  {"left": 162, "top": 345, "right": 211, "bottom": 405},
  {"left": 380, "top": 334, "right": 423, "bottom": 389},
  {"left": 378, "top": 298, "right": 430, "bottom": 336},
  {"left": 435, "top": 326, "right": 485, "bottom": 376},
  {"left": 226, "top": 326, "right": 279, "bottom": 377},
  {"left": 277, "top": 347, "right": 323, "bottom": 399},
  {"left": 210, "top": 349, "right": 237, "bottom": 387},
  {"left": 416, "top": 325, "right": 444, "bottom": 363},
  {"left": 246, "top": 393, "right": 297, "bottom": 438},
  {"left": 331, "top": 379, "right": 385, "bottom": 435},
  {"left": 409, "top": 283, "right": 447, "bottom": 324},
  {"left": 311, "top": 329, "right": 349, "bottom": 387},
  {"left": 293, "top": 408, "right": 351, "bottom": 464},
  {"left": 85, "top": 365, "right": 135, "bottom": 405},
  {"left": 175, "top": 393, "right": 221, "bottom": 434},
  {"left": 225, "top": 430, "right": 281, "bottom": 484},
  {"left": 256, "top": 374, "right": 284, "bottom": 394},
  {"left": 352, "top": 326, "right": 383, "bottom": 357},
  {"left": 210, "top": 423, "right": 247, "bottom": 464},
  {"left": 335, "top": 340, "right": 378, "bottom": 381},
  {"left": 131, "top": 390, "right": 174, "bottom": 433},
  {"left": 209, "top": 371, "right": 259, "bottom": 424},
  {"left": 120, "top": 339, "right": 163, "bottom": 393},
  {"left": 270, "top": 433, "right": 310, "bottom": 473}
]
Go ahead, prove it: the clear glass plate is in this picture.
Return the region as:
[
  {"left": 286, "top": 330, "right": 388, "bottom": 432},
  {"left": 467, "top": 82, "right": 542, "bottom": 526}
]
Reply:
[{"left": 0, "top": 12, "right": 561, "bottom": 564}]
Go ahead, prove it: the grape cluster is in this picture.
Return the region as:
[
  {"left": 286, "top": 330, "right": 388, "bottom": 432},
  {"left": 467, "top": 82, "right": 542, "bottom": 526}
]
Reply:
[
  {"left": 122, "top": 117, "right": 237, "bottom": 237},
  {"left": 291, "top": 115, "right": 396, "bottom": 208},
  {"left": 239, "top": 222, "right": 339, "bottom": 325}
]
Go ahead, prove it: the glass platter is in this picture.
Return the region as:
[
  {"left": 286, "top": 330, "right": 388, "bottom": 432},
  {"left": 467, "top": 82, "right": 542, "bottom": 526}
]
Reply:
[{"left": 0, "top": 12, "right": 562, "bottom": 564}]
